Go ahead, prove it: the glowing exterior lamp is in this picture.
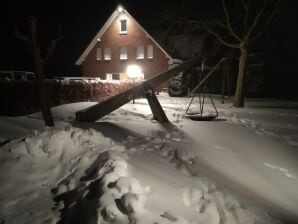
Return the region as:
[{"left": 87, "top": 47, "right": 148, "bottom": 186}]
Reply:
[
  {"left": 127, "top": 65, "right": 142, "bottom": 80},
  {"left": 127, "top": 65, "right": 143, "bottom": 103},
  {"left": 118, "top": 6, "right": 123, "bottom": 12}
]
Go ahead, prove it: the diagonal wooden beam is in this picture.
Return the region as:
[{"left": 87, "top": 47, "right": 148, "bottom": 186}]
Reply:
[
  {"left": 188, "top": 57, "right": 226, "bottom": 96},
  {"left": 144, "top": 83, "right": 169, "bottom": 123},
  {"left": 76, "top": 56, "right": 202, "bottom": 122}
]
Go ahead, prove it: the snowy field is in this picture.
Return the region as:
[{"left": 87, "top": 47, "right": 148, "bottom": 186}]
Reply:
[{"left": 0, "top": 93, "right": 297, "bottom": 224}]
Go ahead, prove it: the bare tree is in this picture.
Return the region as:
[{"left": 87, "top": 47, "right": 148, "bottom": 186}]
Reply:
[
  {"left": 161, "top": 0, "right": 281, "bottom": 107},
  {"left": 15, "top": 16, "right": 62, "bottom": 126},
  {"left": 204, "top": 0, "right": 281, "bottom": 107}
]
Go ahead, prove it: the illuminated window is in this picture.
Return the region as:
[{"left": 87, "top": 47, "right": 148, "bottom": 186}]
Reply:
[
  {"left": 96, "top": 48, "right": 101, "bottom": 60},
  {"left": 120, "top": 46, "right": 127, "bottom": 60},
  {"left": 136, "top": 46, "right": 144, "bottom": 59},
  {"left": 104, "top": 48, "right": 111, "bottom": 60},
  {"left": 120, "top": 19, "right": 127, "bottom": 34},
  {"left": 147, "top": 45, "right": 153, "bottom": 59},
  {"left": 106, "top": 73, "right": 120, "bottom": 80}
]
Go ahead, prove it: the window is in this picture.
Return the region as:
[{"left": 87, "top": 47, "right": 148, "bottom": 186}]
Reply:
[
  {"left": 14, "top": 74, "right": 23, "bottom": 80},
  {"left": 136, "top": 46, "right": 144, "bottom": 59},
  {"left": 106, "top": 73, "right": 120, "bottom": 80},
  {"left": 147, "top": 45, "right": 153, "bottom": 59},
  {"left": 0, "top": 72, "right": 12, "bottom": 80},
  {"left": 120, "top": 19, "right": 127, "bottom": 34},
  {"left": 96, "top": 48, "right": 102, "bottom": 60},
  {"left": 104, "top": 48, "right": 111, "bottom": 60},
  {"left": 120, "top": 46, "right": 127, "bottom": 60}
]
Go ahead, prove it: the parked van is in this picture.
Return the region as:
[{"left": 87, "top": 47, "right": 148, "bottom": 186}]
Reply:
[
  {"left": 0, "top": 71, "right": 36, "bottom": 81},
  {"left": 54, "top": 76, "right": 100, "bottom": 82}
]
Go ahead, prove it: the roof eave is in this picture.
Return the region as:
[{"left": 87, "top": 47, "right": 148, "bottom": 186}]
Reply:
[{"left": 75, "top": 4, "right": 173, "bottom": 65}]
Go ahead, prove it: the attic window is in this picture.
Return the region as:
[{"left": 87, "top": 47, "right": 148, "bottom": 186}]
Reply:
[{"left": 120, "top": 19, "right": 127, "bottom": 34}]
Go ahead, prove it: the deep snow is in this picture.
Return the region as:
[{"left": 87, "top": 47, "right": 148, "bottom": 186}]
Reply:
[{"left": 0, "top": 93, "right": 297, "bottom": 224}]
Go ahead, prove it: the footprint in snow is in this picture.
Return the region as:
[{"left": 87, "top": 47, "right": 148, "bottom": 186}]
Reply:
[{"left": 182, "top": 187, "right": 203, "bottom": 208}]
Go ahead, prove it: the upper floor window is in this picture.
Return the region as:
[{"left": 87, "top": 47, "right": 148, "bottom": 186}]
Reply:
[
  {"left": 147, "top": 45, "right": 153, "bottom": 59},
  {"left": 104, "top": 47, "right": 111, "bottom": 60},
  {"left": 120, "top": 46, "right": 128, "bottom": 60},
  {"left": 96, "top": 48, "right": 102, "bottom": 60},
  {"left": 136, "top": 45, "right": 144, "bottom": 59},
  {"left": 119, "top": 19, "right": 127, "bottom": 34}
]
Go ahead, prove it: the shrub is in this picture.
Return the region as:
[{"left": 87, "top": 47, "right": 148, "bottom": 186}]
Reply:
[{"left": 0, "top": 80, "right": 132, "bottom": 116}]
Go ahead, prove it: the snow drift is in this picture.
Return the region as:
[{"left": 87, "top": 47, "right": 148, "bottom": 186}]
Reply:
[{"left": 0, "top": 125, "right": 283, "bottom": 224}]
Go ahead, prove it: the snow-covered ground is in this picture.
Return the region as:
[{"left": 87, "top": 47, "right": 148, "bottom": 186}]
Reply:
[{"left": 0, "top": 93, "right": 297, "bottom": 224}]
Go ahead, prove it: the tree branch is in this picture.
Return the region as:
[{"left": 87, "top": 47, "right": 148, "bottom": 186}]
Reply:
[
  {"left": 14, "top": 27, "right": 29, "bottom": 43},
  {"left": 215, "top": 20, "right": 227, "bottom": 29},
  {"left": 246, "top": 0, "right": 268, "bottom": 39},
  {"left": 221, "top": 0, "right": 242, "bottom": 42},
  {"left": 43, "top": 26, "right": 63, "bottom": 65},
  {"left": 251, "top": 0, "right": 281, "bottom": 42},
  {"left": 241, "top": 0, "right": 250, "bottom": 33},
  {"left": 205, "top": 25, "right": 240, "bottom": 49},
  {"left": 241, "top": 0, "right": 248, "bottom": 12}
]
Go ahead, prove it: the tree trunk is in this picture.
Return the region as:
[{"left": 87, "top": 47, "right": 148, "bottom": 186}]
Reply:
[
  {"left": 221, "top": 63, "right": 226, "bottom": 104},
  {"left": 226, "top": 60, "right": 231, "bottom": 98},
  {"left": 29, "top": 17, "right": 55, "bottom": 127},
  {"left": 233, "top": 45, "right": 248, "bottom": 107}
]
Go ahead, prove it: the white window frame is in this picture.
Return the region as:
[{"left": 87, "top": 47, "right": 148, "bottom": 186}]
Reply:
[
  {"left": 136, "top": 45, "right": 144, "bottom": 59},
  {"left": 119, "top": 19, "right": 127, "bottom": 34},
  {"left": 147, "top": 45, "right": 153, "bottom": 59},
  {"left": 96, "top": 48, "right": 102, "bottom": 60},
  {"left": 104, "top": 47, "right": 111, "bottom": 60},
  {"left": 106, "top": 73, "right": 120, "bottom": 80},
  {"left": 106, "top": 73, "right": 112, "bottom": 80},
  {"left": 120, "top": 46, "right": 128, "bottom": 60}
]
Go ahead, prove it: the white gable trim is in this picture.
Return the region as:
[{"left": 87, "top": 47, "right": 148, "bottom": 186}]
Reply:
[{"left": 75, "top": 5, "right": 172, "bottom": 65}]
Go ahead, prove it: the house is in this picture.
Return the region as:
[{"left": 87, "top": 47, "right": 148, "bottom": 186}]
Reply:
[{"left": 75, "top": 4, "right": 173, "bottom": 83}]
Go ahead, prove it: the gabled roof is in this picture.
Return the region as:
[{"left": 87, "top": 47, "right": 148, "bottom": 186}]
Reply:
[{"left": 75, "top": 4, "right": 172, "bottom": 65}]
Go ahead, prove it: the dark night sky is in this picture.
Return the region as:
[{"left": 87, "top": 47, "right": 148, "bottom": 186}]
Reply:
[
  {"left": 1, "top": 0, "right": 298, "bottom": 98},
  {"left": 0, "top": 0, "right": 172, "bottom": 76}
]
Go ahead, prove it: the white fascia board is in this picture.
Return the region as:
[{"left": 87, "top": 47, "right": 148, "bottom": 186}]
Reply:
[
  {"left": 75, "top": 8, "right": 120, "bottom": 65},
  {"left": 75, "top": 5, "right": 173, "bottom": 65},
  {"left": 125, "top": 10, "right": 173, "bottom": 60}
]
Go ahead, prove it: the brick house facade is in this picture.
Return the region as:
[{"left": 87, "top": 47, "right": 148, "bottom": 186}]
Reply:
[{"left": 75, "top": 5, "right": 172, "bottom": 83}]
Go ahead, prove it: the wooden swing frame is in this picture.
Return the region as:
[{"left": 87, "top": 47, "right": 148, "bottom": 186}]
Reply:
[
  {"left": 184, "top": 87, "right": 218, "bottom": 121},
  {"left": 184, "top": 58, "right": 226, "bottom": 121}
]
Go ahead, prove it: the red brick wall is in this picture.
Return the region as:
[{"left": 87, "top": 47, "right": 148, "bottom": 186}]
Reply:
[{"left": 82, "top": 12, "right": 170, "bottom": 83}]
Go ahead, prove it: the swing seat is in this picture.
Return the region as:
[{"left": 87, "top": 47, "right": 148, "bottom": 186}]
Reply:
[
  {"left": 184, "top": 87, "right": 218, "bottom": 122},
  {"left": 184, "top": 112, "right": 218, "bottom": 121}
]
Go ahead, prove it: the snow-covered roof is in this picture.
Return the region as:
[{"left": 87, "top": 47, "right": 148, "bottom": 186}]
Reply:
[{"left": 75, "top": 4, "right": 172, "bottom": 65}]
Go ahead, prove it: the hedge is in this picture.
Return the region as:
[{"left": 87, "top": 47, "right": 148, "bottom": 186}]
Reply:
[{"left": 0, "top": 80, "right": 133, "bottom": 116}]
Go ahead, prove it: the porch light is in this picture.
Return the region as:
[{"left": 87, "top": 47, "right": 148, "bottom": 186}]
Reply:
[
  {"left": 127, "top": 65, "right": 143, "bottom": 80},
  {"left": 127, "top": 65, "right": 143, "bottom": 104}
]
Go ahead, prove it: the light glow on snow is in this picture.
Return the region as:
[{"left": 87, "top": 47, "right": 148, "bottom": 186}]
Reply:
[{"left": 0, "top": 93, "right": 297, "bottom": 223}]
